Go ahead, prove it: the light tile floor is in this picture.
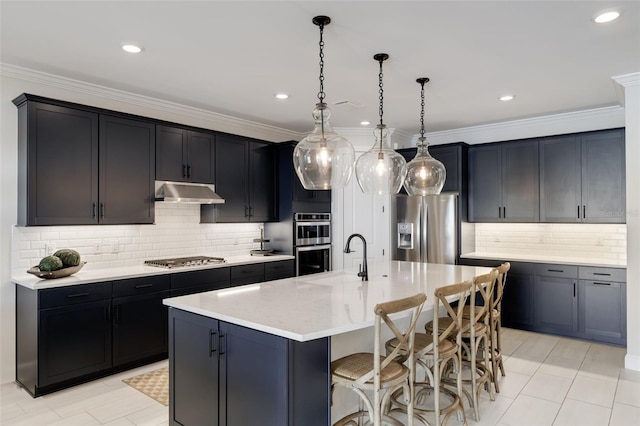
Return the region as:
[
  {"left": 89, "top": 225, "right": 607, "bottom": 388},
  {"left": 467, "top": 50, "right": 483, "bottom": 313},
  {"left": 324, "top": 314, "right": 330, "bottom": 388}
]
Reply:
[{"left": 1, "top": 328, "right": 639, "bottom": 425}]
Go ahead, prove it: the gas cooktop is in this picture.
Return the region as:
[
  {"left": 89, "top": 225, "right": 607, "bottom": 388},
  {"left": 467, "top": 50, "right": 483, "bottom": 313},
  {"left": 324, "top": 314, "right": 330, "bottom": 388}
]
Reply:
[{"left": 144, "top": 256, "right": 226, "bottom": 269}]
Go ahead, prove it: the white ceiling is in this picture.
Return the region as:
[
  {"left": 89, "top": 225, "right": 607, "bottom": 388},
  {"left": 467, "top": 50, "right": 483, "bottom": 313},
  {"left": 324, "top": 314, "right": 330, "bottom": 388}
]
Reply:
[{"left": 1, "top": 1, "right": 639, "bottom": 137}]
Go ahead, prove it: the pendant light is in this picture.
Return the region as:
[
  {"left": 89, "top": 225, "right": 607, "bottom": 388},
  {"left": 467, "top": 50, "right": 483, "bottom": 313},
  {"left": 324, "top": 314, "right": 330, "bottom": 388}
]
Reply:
[
  {"left": 403, "top": 77, "right": 446, "bottom": 195},
  {"left": 293, "top": 16, "right": 355, "bottom": 190},
  {"left": 355, "top": 53, "right": 407, "bottom": 195}
]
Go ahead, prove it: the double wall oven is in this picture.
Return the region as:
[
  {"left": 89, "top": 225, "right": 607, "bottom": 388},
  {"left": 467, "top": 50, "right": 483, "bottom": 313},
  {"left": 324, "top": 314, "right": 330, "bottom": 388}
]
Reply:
[{"left": 294, "top": 213, "right": 331, "bottom": 276}]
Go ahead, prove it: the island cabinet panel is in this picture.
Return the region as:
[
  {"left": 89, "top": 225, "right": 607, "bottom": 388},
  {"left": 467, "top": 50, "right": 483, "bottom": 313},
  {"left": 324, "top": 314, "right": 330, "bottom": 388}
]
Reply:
[
  {"left": 169, "top": 308, "right": 330, "bottom": 426},
  {"left": 16, "top": 100, "right": 99, "bottom": 226},
  {"left": 540, "top": 128, "right": 626, "bottom": 223},
  {"left": 112, "top": 275, "right": 171, "bottom": 367},
  {"left": 156, "top": 125, "right": 215, "bottom": 183},
  {"left": 99, "top": 115, "right": 155, "bottom": 224},
  {"left": 204, "top": 135, "right": 276, "bottom": 223},
  {"left": 469, "top": 140, "right": 539, "bottom": 222}
]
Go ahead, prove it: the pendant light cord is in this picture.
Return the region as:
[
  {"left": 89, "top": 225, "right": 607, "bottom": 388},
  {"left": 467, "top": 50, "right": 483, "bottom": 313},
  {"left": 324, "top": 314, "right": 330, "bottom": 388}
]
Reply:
[
  {"left": 317, "top": 21, "right": 326, "bottom": 138},
  {"left": 419, "top": 80, "right": 426, "bottom": 139},
  {"left": 378, "top": 57, "right": 385, "bottom": 150}
]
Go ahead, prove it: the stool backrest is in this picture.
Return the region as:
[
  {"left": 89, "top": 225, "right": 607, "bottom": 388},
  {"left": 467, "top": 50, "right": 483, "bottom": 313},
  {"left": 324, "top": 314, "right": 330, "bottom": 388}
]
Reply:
[
  {"left": 468, "top": 269, "right": 499, "bottom": 331},
  {"left": 492, "top": 262, "right": 511, "bottom": 312}
]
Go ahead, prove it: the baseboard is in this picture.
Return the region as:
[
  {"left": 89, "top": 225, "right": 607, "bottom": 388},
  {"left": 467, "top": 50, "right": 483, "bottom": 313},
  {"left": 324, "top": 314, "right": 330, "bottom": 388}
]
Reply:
[{"left": 625, "top": 353, "right": 640, "bottom": 371}]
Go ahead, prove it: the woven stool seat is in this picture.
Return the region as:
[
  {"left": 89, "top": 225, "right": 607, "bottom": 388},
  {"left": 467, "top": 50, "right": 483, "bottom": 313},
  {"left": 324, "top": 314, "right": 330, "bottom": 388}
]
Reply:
[{"left": 332, "top": 353, "right": 406, "bottom": 383}]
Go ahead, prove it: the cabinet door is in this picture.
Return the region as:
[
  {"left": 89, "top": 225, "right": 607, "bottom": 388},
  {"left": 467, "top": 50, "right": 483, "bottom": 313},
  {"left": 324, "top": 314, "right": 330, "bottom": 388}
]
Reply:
[
  {"left": 430, "top": 145, "right": 460, "bottom": 193},
  {"left": 112, "top": 291, "right": 170, "bottom": 366},
  {"left": 578, "top": 280, "right": 626, "bottom": 345},
  {"left": 502, "top": 140, "right": 539, "bottom": 222},
  {"left": 169, "top": 309, "right": 219, "bottom": 426},
  {"left": 215, "top": 135, "right": 249, "bottom": 222},
  {"left": 469, "top": 144, "right": 501, "bottom": 222},
  {"left": 25, "top": 102, "right": 99, "bottom": 225},
  {"left": 219, "top": 322, "right": 289, "bottom": 426},
  {"left": 187, "top": 130, "right": 215, "bottom": 183},
  {"left": 539, "top": 135, "right": 582, "bottom": 222},
  {"left": 501, "top": 271, "right": 535, "bottom": 328},
  {"left": 99, "top": 116, "right": 155, "bottom": 224},
  {"left": 582, "top": 129, "right": 626, "bottom": 223},
  {"left": 38, "top": 300, "right": 111, "bottom": 387},
  {"left": 249, "top": 141, "right": 276, "bottom": 222},
  {"left": 156, "top": 125, "right": 187, "bottom": 182},
  {"left": 534, "top": 276, "right": 577, "bottom": 334}
]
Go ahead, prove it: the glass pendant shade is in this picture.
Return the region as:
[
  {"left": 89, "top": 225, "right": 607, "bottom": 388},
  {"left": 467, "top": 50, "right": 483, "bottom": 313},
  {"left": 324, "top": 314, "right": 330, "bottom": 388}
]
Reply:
[
  {"left": 404, "top": 137, "right": 446, "bottom": 195},
  {"left": 355, "top": 125, "right": 407, "bottom": 194},
  {"left": 293, "top": 103, "right": 355, "bottom": 190}
]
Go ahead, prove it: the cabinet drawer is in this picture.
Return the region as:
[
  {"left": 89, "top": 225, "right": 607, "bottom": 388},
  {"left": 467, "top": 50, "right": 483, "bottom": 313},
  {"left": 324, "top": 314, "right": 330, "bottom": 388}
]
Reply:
[
  {"left": 579, "top": 267, "right": 625, "bottom": 282},
  {"left": 113, "top": 275, "right": 171, "bottom": 298},
  {"left": 171, "top": 267, "right": 230, "bottom": 290},
  {"left": 265, "top": 260, "right": 294, "bottom": 276},
  {"left": 230, "top": 263, "right": 264, "bottom": 280},
  {"left": 39, "top": 282, "right": 112, "bottom": 309},
  {"left": 534, "top": 264, "right": 577, "bottom": 279}
]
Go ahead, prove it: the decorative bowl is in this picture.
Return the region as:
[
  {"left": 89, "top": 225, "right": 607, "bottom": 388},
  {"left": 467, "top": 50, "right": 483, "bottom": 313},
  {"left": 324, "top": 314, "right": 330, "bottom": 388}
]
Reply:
[{"left": 27, "top": 261, "right": 87, "bottom": 279}]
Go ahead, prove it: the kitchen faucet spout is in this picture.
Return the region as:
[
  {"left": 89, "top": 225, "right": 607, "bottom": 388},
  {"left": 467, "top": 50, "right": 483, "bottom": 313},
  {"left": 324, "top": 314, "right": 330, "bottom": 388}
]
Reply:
[{"left": 344, "top": 233, "right": 368, "bottom": 281}]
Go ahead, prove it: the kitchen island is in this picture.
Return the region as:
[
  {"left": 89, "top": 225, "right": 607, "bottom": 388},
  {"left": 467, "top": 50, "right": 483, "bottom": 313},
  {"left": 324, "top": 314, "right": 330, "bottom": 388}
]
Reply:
[{"left": 163, "top": 260, "right": 492, "bottom": 425}]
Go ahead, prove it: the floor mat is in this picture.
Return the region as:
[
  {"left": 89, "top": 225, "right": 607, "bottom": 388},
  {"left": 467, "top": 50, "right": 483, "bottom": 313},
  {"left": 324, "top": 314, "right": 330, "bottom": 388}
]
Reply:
[{"left": 122, "top": 367, "right": 169, "bottom": 406}]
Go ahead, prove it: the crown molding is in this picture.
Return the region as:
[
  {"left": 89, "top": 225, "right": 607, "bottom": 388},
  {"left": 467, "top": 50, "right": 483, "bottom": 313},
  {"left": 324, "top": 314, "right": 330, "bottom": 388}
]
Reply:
[
  {"left": 0, "top": 63, "right": 302, "bottom": 142},
  {"left": 612, "top": 72, "right": 640, "bottom": 106},
  {"left": 403, "top": 105, "right": 626, "bottom": 147}
]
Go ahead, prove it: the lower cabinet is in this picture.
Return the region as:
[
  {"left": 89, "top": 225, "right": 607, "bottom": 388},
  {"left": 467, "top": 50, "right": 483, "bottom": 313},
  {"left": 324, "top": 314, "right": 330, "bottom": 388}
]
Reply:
[
  {"left": 169, "top": 308, "right": 330, "bottom": 426},
  {"left": 459, "top": 258, "right": 626, "bottom": 345}
]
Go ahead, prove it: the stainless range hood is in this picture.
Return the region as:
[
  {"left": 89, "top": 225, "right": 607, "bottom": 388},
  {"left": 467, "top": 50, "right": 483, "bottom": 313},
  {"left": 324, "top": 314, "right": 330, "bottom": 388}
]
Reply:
[{"left": 154, "top": 181, "right": 225, "bottom": 204}]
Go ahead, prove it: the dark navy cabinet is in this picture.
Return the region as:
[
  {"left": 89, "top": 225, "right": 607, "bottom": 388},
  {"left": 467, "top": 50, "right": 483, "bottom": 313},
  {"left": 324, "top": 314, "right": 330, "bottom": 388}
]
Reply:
[
  {"left": 156, "top": 125, "right": 215, "bottom": 184},
  {"left": 469, "top": 140, "right": 539, "bottom": 222},
  {"left": 578, "top": 267, "right": 626, "bottom": 345},
  {"left": 540, "top": 129, "right": 625, "bottom": 223},
  {"left": 169, "top": 308, "right": 330, "bottom": 426},
  {"left": 533, "top": 265, "right": 578, "bottom": 335}
]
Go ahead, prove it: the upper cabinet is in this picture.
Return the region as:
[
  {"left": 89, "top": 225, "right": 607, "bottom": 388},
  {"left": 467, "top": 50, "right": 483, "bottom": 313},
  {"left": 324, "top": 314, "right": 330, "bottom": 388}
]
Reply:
[
  {"left": 203, "top": 134, "right": 276, "bottom": 223},
  {"left": 156, "top": 125, "right": 215, "bottom": 183},
  {"left": 540, "top": 129, "right": 625, "bottom": 223},
  {"left": 14, "top": 95, "right": 155, "bottom": 226},
  {"left": 469, "top": 140, "right": 539, "bottom": 222}
]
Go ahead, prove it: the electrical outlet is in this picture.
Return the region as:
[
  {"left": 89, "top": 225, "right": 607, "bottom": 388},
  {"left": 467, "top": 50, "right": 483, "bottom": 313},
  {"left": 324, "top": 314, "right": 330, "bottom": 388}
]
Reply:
[
  {"left": 93, "top": 242, "right": 102, "bottom": 254},
  {"left": 111, "top": 241, "right": 120, "bottom": 253},
  {"left": 44, "top": 243, "right": 56, "bottom": 256}
]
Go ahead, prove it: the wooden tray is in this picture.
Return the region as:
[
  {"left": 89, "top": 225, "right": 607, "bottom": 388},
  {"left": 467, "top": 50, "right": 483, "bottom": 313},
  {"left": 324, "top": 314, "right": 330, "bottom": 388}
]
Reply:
[{"left": 27, "top": 261, "right": 86, "bottom": 279}]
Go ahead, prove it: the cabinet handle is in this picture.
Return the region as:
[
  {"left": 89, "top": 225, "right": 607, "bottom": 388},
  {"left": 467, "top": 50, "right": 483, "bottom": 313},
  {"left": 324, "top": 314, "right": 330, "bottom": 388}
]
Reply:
[
  {"left": 593, "top": 272, "right": 612, "bottom": 276},
  {"left": 135, "top": 284, "right": 153, "bottom": 289},
  {"left": 547, "top": 269, "right": 564, "bottom": 273},
  {"left": 92, "top": 203, "right": 97, "bottom": 219},
  {"left": 503, "top": 206, "right": 506, "bottom": 218},
  {"left": 593, "top": 282, "right": 612, "bottom": 286},
  {"left": 573, "top": 282, "right": 576, "bottom": 297},
  {"left": 182, "top": 164, "right": 187, "bottom": 178},
  {"left": 498, "top": 207, "right": 501, "bottom": 218},
  {"left": 577, "top": 205, "right": 581, "bottom": 219},
  {"left": 244, "top": 206, "right": 249, "bottom": 217},
  {"left": 100, "top": 203, "right": 105, "bottom": 219},
  {"left": 67, "top": 292, "right": 90, "bottom": 298},
  {"left": 583, "top": 205, "right": 586, "bottom": 219},
  {"left": 219, "top": 334, "right": 226, "bottom": 355},
  {"left": 209, "top": 331, "right": 217, "bottom": 357},
  {"left": 187, "top": 165, "right": 191, "bottom": 178}
]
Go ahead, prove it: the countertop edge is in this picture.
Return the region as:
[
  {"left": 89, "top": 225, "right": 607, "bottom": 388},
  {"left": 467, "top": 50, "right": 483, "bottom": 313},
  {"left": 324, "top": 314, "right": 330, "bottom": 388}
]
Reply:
[
  {"left": 460, "top": 253, "right": 626, "bottom": 269},
  {"left": 12, "top": 255, "right": 295, "bottom": 290}
]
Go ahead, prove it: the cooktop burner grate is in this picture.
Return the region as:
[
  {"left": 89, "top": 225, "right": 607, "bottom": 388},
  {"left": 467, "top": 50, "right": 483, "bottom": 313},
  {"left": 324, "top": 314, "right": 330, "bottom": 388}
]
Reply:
[{"left": 144, "top": 256, "right": 226, "bottom": 269}]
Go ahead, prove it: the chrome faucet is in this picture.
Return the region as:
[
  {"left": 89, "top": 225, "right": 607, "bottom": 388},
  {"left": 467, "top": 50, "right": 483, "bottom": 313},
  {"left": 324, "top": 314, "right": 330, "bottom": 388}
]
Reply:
[{"left": 344, "top": 233, "right": 368, "bottom": 281}]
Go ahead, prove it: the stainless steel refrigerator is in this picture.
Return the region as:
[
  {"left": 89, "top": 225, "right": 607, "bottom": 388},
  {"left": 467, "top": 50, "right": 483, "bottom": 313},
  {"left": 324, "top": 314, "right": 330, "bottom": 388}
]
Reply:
[{"left": 391, "top": 194, "right": 459, "bottom": 264}]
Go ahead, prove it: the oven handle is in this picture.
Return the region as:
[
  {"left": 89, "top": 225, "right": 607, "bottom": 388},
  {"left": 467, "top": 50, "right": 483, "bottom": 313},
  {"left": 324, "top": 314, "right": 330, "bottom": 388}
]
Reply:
[
  {"left": 296, "top": 244, "right": 332, "bottom": 252},
  {"left": 295, "top": 221, "right": 331, "bottom": 227}
]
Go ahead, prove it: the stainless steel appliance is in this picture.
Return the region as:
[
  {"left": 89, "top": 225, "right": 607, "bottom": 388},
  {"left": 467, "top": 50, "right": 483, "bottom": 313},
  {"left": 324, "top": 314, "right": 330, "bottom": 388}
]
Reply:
[
  {"left": 391, "top": 194, "right": 459, "bottom": 264},
  {"left": 294, "top": 212, "right": 332, "bottom": 276},
  {"left": 294, "top": 213, "right": 331, "bottom": 246},
  {"left": 144, "top": 256, "right": 226, "bottom": 269}
]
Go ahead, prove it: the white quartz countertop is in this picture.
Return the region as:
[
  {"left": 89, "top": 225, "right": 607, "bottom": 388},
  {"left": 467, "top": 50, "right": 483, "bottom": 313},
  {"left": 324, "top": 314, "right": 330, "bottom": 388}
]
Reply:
[
  {"left": 163, "top": 261, "right": 492, "bottom": 342},
  {"left": 460, "top": 252, "right": 626, "bottom": 268},
  {"left": 11, "top": 255, "right": 295, "bottom": 290}
]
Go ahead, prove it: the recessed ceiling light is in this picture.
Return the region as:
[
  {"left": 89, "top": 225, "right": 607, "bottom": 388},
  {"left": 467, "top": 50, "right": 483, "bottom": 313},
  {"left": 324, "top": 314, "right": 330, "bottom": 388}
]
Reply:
[
  {"left": 593, "top": 9, "right": 622, "bottom": 23},
  {"left": 121, "top": 43, "right": 143, "bottom": 53},
  {"left": 275, "top": 93, "right": 289, "bottom": 100},
  {"left": 360, "top": 121, "right": 370, "bottom": 126},
  {"left": 499, "top": 95, "right": 515, "bottom": 101}
]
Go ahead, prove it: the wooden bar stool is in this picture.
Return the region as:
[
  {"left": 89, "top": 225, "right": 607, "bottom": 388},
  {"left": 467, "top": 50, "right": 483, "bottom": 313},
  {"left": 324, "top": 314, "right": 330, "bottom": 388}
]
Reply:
[
  {"left": 489, "top": 262, "right": 510, "bottom": 392},
  {"left": 331, "top": 293, "right": 427, "bottom": 426},
  {"left": 427, "top": 269, "right": 498, "bottom": 421},
  {"left": 386, "top": 280, "right": 473, "bottom": 426}
]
